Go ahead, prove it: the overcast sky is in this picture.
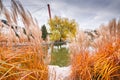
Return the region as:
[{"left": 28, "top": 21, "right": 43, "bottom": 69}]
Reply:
[{"left": 2, "top": 0, "right": 120, "bottom": 30}]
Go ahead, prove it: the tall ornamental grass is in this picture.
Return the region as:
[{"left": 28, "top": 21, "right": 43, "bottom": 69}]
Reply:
[
  {"left": 0, "top": 0, "right": 48, "bottom": 80},
  {"left": 70, "top": 19, "right": 120, "bottom": 80}
]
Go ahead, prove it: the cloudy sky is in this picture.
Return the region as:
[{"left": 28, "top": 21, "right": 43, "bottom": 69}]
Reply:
[{"left": 2, "top": 0, "right": 120, "bottom": 30}]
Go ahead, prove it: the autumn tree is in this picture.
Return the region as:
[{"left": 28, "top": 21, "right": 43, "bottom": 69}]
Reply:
[{"left": 48, "top": 16, "right": 78, "bottom": 44}]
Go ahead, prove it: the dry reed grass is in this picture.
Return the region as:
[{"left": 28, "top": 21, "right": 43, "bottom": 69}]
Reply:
[
  {"left": 0, "top": 0, "right": 42, "bottom": 43},
  {"left": 70, "top": 19, "right": 120, "bottom": 80},
  {"left": 0, "top": 46, "right": 48, "bottom": 80},
  {"left": 0, "top": 0, "right": 48, "bottom": 80}
]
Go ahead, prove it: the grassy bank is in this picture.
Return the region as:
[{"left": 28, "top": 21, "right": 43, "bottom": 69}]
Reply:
[{"left": 50, "top": 47, "right": 70, "bottom": 67}]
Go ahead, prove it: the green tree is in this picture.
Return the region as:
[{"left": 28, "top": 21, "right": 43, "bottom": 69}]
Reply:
[
  {"left": 48, "top": 16, "right": 78, "bottom": 42},
  {"left": 41, "top": 25, "right": 48, "bottom": 40}
]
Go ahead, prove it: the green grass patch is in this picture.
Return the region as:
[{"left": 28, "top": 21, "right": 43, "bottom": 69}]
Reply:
[{"left": 50, "top": 47, "right": 70, "bottom": 67}]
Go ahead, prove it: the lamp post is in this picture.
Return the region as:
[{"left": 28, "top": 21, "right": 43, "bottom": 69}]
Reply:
[{"left": 47, "top": 4, "right": 52, "bottom": 19}]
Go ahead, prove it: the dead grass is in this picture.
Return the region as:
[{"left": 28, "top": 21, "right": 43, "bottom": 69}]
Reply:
[
  {"left": 0, "top": 0, "right": 48, "bottom": 80},
  {"left": 70, "top": 19, "right": 120, "bottom": 80},
  {"left": 0, "top": 46, "right": 48, "bottom": 80}
]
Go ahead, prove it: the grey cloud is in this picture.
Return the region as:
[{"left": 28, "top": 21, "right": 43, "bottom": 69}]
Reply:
[
  {"left": 50, "top": 0, "right": 120, "bottom": 29},
  {"left": 1, "top": 0, "right": 120, "bottom": 29}
]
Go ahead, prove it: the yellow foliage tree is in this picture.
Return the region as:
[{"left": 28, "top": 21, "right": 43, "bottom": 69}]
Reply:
[{"left": 48, "top": 16, "right": 78, "bottom": 42}]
